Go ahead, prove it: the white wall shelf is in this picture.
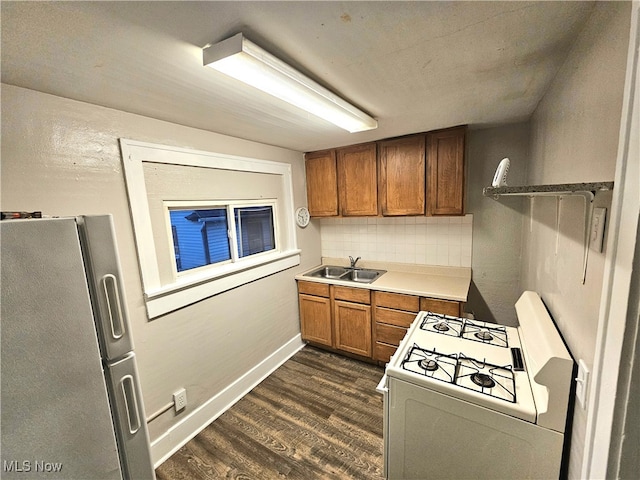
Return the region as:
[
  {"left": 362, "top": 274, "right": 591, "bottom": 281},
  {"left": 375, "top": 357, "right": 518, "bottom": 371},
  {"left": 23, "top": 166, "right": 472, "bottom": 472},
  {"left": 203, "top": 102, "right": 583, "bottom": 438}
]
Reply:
[{"left": 483, "top": 181, "right": 614, "bottom": 284}]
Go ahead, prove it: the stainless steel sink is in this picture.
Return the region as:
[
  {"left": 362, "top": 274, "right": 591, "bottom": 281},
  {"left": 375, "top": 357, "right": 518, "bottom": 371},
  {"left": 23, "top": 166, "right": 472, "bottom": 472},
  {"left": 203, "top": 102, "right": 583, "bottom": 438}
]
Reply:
[
  {"left": 306, "top": 265, "right": 350, "bottom": 279},
  {"left": 305, "top": 265, "right": 386, "bottom": 284},
  {"left": 345, "top": 268, "right": 385, "bottom": 283}
]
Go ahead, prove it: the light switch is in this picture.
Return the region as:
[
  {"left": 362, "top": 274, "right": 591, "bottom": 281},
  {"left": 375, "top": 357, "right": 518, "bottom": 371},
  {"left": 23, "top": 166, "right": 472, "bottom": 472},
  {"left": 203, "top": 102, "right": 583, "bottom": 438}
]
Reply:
[
  {"left": 590, "top": 207, "right": 607, "bottom": 252},
  {"left": 575, "top": 359, "right": 590, "bottom": 409}
]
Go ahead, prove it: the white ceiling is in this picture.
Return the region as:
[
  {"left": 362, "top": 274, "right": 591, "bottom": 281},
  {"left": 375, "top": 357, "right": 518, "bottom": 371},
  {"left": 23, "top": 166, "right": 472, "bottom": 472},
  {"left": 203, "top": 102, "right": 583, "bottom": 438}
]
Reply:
[{"left": 1, "top": 1, "right": 594, "bottom": 152}]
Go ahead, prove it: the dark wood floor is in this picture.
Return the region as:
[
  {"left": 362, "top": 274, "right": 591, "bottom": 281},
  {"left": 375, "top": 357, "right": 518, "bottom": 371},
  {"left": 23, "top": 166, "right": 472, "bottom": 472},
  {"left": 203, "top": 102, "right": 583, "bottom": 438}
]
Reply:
[{"left": 156, "top": 346, "right": 385, "bottom": 480}]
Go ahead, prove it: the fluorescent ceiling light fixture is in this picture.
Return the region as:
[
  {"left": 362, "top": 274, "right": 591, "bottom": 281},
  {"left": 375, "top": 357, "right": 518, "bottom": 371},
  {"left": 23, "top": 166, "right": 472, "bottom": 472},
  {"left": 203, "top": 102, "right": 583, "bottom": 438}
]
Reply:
[{"left": 203, "top": 33, "right": 377, "bottom": 133}]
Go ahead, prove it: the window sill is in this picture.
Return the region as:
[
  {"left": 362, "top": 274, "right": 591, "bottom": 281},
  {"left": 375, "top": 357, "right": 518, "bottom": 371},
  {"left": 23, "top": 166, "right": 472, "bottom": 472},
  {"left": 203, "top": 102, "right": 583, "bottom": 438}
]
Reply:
[{"left": 144, "top": 249, "right": 301, "bottom": 319}]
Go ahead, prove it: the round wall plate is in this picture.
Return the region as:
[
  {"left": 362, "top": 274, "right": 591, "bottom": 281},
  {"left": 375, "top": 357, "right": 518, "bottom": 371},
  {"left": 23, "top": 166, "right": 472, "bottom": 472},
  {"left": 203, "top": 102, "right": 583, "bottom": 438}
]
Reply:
[{"left": 295, "top": 207, "right": 310, "bottom": 227}]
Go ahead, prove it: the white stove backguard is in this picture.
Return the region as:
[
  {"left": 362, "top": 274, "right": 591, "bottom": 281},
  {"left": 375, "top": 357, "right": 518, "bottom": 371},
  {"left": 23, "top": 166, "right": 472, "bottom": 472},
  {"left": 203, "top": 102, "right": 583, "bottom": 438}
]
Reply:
[{"left": 516, "top": 291, "right": 574, "bottom": 432}]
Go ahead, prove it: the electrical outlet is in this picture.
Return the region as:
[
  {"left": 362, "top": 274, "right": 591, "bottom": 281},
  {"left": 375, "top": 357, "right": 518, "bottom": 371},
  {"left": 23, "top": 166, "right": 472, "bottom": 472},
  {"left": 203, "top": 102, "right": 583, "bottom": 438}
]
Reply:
[
  {"left": 590, "top": 207, "right": 607, "bottom": 252},
  {"left": 173, "top": 388, "right": 187, "bottom": 412}
]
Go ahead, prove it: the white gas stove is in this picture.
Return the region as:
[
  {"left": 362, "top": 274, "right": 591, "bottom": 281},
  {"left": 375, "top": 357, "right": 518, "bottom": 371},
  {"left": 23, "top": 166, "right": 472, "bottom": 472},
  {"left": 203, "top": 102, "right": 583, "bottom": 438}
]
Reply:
[{"left": 378, "top": 291, "right": 574, "bottom": 479}]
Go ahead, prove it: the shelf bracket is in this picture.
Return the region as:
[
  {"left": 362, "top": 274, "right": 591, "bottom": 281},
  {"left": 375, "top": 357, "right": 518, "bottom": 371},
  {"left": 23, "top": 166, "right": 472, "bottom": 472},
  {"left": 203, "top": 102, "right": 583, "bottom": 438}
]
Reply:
[
  {"left": 483, "top": 182, "right": 611, "bottom": 285},
  {"left": 579, "top": 192, "right": 595, "bottom": 285}
]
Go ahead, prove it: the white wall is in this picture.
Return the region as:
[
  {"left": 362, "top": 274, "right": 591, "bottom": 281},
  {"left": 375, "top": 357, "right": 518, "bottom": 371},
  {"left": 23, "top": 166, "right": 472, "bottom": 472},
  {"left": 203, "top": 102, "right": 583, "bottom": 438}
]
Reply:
[
  {"left": 466, "top": 123, "right": 530, "bottom": 326},
  {"left": 0, "top": 84, "right": 321, "bottom": 462},
  {"left": 520, "top": 2, "right": 631, "bottom": 478}
]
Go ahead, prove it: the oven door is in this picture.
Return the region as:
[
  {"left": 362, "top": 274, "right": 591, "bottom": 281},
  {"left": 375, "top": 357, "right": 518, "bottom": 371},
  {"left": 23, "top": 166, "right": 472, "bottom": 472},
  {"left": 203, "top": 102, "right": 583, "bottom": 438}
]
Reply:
[{"left": 387, "top": 376, "right": 564, "bottom": 480}]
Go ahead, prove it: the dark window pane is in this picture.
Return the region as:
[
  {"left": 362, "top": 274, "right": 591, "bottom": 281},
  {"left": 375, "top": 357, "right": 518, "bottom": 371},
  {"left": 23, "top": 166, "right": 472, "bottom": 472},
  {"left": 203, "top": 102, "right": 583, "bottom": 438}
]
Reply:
[
  {"left": 234, "top": 206, "right": 275, "bottom": 258},
  {"left": 169, "top": 209, "right": 230, "bottom": 272}
]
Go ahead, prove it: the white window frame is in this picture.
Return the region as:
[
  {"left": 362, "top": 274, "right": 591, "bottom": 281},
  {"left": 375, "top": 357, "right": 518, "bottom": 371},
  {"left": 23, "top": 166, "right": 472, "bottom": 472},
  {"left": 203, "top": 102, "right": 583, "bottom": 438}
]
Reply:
[
  {"left": 120, "top": 139, "right": 300, "bottom": 319},
  {"left": 165, "top": 199, "right": 280, "bottom": 278}
]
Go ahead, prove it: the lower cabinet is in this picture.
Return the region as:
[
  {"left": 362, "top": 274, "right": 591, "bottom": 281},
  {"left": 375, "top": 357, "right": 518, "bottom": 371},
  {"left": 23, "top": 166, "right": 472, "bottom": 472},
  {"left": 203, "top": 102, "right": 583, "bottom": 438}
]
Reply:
[
  {"left": 298, "top": 280, "right": 462, "bottom": 363},
  {"left": 373, "top": 291, "right": 463, "bottom": 363},
  {"left": 298, "top": 281, "right": 372, "bottom": 358},
  {"left": 334, "top": 301, "right": 372, "bottom": 357},
  {"left": 373, "top": 291, "right": 420, "bottom": 363},
  {"left": 298, "top": 280, "right": 332, "bottom": 347},
  {"left": 299, "top": 293, "right": 332, "bottom": 347}
]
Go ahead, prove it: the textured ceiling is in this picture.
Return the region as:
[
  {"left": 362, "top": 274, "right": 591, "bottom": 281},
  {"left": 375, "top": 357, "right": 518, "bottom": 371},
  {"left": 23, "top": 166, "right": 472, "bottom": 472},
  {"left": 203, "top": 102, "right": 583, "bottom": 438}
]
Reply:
[{"left": 1, "top": 1, "right": 594, "bottom": 152}]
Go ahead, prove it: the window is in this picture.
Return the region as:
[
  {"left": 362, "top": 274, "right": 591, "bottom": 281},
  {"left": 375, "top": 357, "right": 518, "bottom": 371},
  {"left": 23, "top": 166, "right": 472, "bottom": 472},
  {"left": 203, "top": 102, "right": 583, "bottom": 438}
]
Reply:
[
  {"left": 169, "top": 208, "right": 231, "bottom": 271},
  {"left": 167, "top": 202, "right": 277, "bottom": 274},
  {"left": 235, "top": 206, "right": 275, "bottom": 258},
  {"left": 120, "top": 138, "right": 300, "bottom": 319}
]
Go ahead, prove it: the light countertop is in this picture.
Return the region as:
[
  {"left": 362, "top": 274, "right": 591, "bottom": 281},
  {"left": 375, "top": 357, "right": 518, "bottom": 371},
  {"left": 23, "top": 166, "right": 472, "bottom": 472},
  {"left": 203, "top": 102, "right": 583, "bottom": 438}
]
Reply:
[{"left": 295, "top": 257, "right": 471, "bottom": 302}]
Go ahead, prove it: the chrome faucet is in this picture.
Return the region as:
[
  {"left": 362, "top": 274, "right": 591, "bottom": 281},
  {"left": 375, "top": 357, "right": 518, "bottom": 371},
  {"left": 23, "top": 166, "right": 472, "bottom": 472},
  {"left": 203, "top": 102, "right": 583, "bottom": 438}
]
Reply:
[{"left": 349, "top": 256, "right": 361, "bottom": 269}]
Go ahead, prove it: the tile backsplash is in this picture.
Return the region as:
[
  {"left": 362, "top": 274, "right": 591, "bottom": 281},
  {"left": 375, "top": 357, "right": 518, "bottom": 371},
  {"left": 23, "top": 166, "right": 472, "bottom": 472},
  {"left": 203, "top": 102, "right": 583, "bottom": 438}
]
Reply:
[{"left": 319, "top": 215, "right": 473, "bottom": 267}]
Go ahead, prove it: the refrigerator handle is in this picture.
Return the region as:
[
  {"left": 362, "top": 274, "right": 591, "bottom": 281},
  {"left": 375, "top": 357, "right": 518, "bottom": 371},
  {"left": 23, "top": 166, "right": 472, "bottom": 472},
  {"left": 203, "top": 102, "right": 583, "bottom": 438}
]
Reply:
[
  {"left": 120, "top": 375, "right": 141, "bottom": 435},
  {"left": 101, "top": 274, "right": 125, "bottom": 340}
]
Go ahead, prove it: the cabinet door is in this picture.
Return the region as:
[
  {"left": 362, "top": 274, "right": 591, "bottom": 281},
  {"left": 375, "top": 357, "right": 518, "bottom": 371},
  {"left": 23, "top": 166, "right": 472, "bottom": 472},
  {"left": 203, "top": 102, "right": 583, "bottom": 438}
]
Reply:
[
  {"left": 378, "top": 135, "right": 426, "bottom": 216},
  {"left": 334, "top": 300, "right": 372, "bottom": 357},
  {"left": 337, "top": 143, "right": 378, "bottom": 216},
  {"left": 299, "top": 294, "right": 333, "bottom": 347},
  {"left": 305, "top": 150, "right": 338, "bottom": 217},
  {"left": 426, "top": 126, "right": 466, "bottom": 216}
]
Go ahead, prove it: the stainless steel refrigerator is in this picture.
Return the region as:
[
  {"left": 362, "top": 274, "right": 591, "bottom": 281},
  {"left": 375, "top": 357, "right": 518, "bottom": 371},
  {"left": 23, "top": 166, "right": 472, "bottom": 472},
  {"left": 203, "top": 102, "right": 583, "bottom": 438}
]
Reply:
[{"left": 1, "top": 215, "right": 155, "bottom": 479}]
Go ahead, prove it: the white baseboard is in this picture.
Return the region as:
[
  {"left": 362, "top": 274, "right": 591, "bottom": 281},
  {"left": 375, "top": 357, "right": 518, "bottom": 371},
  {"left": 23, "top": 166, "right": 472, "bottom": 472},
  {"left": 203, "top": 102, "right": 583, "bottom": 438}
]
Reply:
[{"left": 150, "top": 334, "right": 305, "bottom": 467}]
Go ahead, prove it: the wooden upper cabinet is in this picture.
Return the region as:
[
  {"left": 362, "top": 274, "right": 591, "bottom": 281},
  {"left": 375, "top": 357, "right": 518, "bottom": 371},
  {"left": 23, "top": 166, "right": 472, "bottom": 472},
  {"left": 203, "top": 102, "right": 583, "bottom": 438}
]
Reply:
[
  {"left": 304, "top": 125, "right": 465, "bottom": 218},
  {"left": 378, "top": 135, "right": 426, "bottom": 216},
  {"left": 337, "top": 143, "right": 378, "bottom": 216},
  {"left": 426, "top": 126, "right": 466, "bottom": 216},
  {"left": 305, "top": 149, "right": 338, "bottom": 217}
]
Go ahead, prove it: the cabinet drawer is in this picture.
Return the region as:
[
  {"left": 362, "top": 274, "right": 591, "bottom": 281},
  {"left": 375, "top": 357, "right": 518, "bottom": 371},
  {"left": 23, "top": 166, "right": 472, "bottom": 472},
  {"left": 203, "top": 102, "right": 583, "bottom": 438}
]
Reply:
[
  {"left": 332, "top": 285, "right": 371, "bottom": 304},
  {"left": 375, "top": 323, "right": 408, "bottom": 347},
  {"left": 373, "top": 291, "right": 419, "bottom": 312},
  {"left": 297, "top": 281, "right": 330, "bottom": 298},
  {"left": 375, "top": 308, "right": 417, "bottom": 328},
  {"left": 374, "top": 342, "right": 398, "bottom": 363},
  {"left": 420, "top": 297, "right": 461, "bottom": 317}
]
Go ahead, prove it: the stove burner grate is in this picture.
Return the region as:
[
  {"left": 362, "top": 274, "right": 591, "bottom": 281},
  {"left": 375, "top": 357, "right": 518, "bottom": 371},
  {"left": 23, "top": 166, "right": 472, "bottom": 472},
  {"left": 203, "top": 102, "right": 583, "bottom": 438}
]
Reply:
[
  {"left": 462, "top": 320, "right": 509, "bottom": 348},
  {"left": 401, "top": 344, "right": 458, "bottom": 383},
  {"left": 456, "top": 355, "right": 517, "bottom": 403},
  {"left": 419, "top": 313, "right": 509, "bottom": 348},
  {"left": 420, "top": 312, "right": 463, "bottom": 337}
]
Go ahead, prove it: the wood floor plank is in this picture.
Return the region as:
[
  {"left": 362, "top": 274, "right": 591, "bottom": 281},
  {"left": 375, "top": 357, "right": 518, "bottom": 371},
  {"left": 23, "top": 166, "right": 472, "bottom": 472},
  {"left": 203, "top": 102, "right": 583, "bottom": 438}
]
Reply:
[{"left": 156, "top": 346, "right": 385, "bottom": 479}]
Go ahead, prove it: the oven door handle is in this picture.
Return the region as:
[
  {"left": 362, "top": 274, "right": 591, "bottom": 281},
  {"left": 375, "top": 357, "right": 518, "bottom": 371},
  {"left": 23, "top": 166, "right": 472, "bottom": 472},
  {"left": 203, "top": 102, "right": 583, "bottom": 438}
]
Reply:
[{"left": 376, "top": 374, "right": 388, "bottom": 394}]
